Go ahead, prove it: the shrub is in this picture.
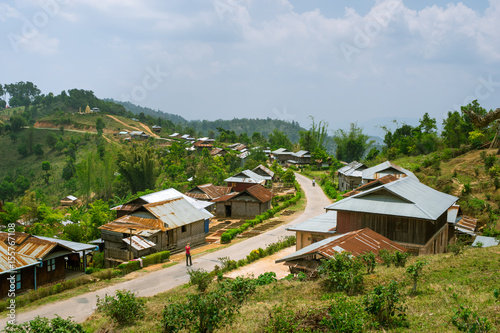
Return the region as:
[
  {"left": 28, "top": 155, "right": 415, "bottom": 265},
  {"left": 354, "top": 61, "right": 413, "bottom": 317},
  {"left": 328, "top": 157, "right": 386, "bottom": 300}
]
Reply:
[
  {"left": 96, "top": 289, "right": 146, "bottom": 326},
  {"left": 378, "top": 249, "right": 393, "bottom": 267},
  {"left": 189, "top": 268, "right": 213, "bottom": 292},
  {"left": 448, "top": 238, "right": 467, "bottom": 256},
  {"left": 92, "top": 268, "right": 118, "bottom": 280},
  {"left": 318, "top": 252, "right": 364, "bottom": 295},
  {"left": 4, "top": 315, "right": 85, "bottom": 332},
  {"left": 256, "top": 272, "right": 277, "bottom": 286},
  {"left": 92, "top": 251, "right": 105, "bottom": 269},
  {"left": 406, "top": 259, "right": 428, "bottom": 293},
  {"left": 322, "top": 296, "right": 368, "bottom": 333},
  {"left": 117, "top": 260, "right": 141, "bottom": 274},
  {"left": 363, "top": 281, "right": 408, "bottom": 328},
  {"left": 451, "top": 304, "right": 492, "bottom": 333},
  {"left": 142, "top": 250, "right": 170, "bottom": 266},
  {"left": 359, "top": 251, "right": 376, "bottom": 274},
  {"left": 393, "top": 251, "right": 411, "bottom": 268}
]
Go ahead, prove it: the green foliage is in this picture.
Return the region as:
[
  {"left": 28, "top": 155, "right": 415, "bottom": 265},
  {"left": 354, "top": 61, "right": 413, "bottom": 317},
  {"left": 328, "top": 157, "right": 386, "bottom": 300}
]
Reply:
[
  {"left": 92, "top": 251, "right": 105, "bottom": 269},
  {"left": 322, "top": 296, "right": 368, "bottom": 333},
  {"left": 96, "top": 289, "right": 146, "bottom": 326},
  {"left": 359, "top": 251, "right": 376, "bottom": 274},
  {"left": 451, "top": 304, "right": 492, "bottom": 333},
  {"left": 117, "top": 260, "right": 141, "bottom": 274},
  {"left": 406, "top": 259, "right": 428, "bottom": 293},
  {"left": 363, "top": 281, "right": 408, "bottom": 328},
  {"left": 189, "top": 269, "right": 213, "bottom": 292},
  {"left": 116, "top": 143, "right": 159, "bottom": 193},
  {"left": 268, "top": 129, "right": 293, "bottom": 150},
  {"left": 318, "top": 252, "right": 364, "bottom": 295},
  {"left": 261, "top": 304, "right": 312, "bottom": 333},
  {"left": 333, "top": 123, "right": 371, "bottom": 163},
  {"left": 4, "top": 315, "right": 84, "bottom": 332},
  {"left": 256, "top": 272, "right": 277, "bottom": 286},
  {"left": 448, "top": 238, "right": 467, "bottom": 256}
]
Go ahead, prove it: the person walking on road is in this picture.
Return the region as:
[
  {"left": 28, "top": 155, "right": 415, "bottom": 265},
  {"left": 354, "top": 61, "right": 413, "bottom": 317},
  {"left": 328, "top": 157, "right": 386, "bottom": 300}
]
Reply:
[{"left": 185, "top": 243, "right": 192, "bottom": 266}]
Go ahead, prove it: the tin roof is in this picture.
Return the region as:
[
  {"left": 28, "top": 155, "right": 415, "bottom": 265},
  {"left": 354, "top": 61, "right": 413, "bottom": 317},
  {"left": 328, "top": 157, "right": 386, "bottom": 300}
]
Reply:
[
  {"left": 62, "top": 195, "right": 78, "bottom": 201},
  {"left": 252, "top": 164, "right": 275, "bottom": 178},
  {"left": 291, "top": 150, "right": 311, "bottom": 158},
  {"left": 337, "top": 161, "right": 366, "bottom": 177},
  {"left": 0, "top": 232, "right": 73, "bottom": 273},
  {"left": 139, "top": 188, "right": 212, "bottom": 210},
  {"left": 455, "top": 216, "right": 478, "bottom": 235},
  {"left": 122, "top": 235, "right": 157, "bottom": 250},
  {"left": 272, "top": 148, "right": 292, "bottom": 155},
  {"left": 343, "top": 175, "right": 399, "bottom": 197},
  {"left": 213, "top": 184, "right": 273, "bottom": 203},
  {"left": 326, "top": 177, "right": 458, "bottom": 220},
  {"left": 144, "top": 197, "right": 213, "bottom": 229},
  {"left": 210, "top": 147, "right": 226, "bottom": 155},
  {"left": 185, "top": 184, "right": 232, "bottom": 200},
  {"left": 287, "top": 211, "right": 337, "bottom": 234},
  {"left": 224, "top": 170, "right": 267, "bottom": 184},
  {"left": 99, "top": 215, "right": 164, "bottom": 233},
  {"left": 130, "top": 131, "right": 145, "bottom": 135},
  {"left": 276, "top": 228, "right": 407, "bottom": 263},
  {"left": 35, "top": 235, "right": 97, "bottom": 252},
  {"left": 472, "top": 236, "right": 499, "bottom": 248},
  {"left": 362, "top": 161, "right": 418, "bottom": 182}
]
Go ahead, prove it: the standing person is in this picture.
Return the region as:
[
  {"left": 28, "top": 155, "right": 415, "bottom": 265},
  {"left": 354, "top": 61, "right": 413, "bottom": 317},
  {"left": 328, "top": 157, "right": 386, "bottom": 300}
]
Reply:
[{"left": 185, "top": 242, "right": 192, "bottom": 266}]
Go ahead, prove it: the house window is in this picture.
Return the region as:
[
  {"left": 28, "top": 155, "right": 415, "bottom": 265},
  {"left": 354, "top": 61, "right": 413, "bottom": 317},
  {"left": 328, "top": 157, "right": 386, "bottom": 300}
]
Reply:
[
  {"left": 181, "top": 225, "right": 187, "bottom": 233},
  {"left": 47, "top": 259, "right": 56, "bottom": 272},
  {"left": 15, "top": 272, "right": 21, "bottom": 290}
]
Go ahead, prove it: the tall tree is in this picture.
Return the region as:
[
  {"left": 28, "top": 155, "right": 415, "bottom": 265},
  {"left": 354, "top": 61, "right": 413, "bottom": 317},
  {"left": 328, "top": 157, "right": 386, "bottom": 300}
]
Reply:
[
  {"left": 4, "top": 81, "right": 41, "bottom": 106},
  {"left": 333, "top": 123, "right": 371, "bottom": 163},
  {"left": 116, "top": 144, "right": 159, "bottom": 194},
  {"left": 461, "top": 100, "right": 499, "bottom": 148},
  {"left": 268, "top": 129, "right": 293, "bottom": 150}
]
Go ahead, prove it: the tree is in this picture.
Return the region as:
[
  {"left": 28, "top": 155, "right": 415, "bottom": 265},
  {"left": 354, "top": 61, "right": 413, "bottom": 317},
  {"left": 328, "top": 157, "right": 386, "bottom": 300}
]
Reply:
[
  {"left": 0, "top": 202, "right": 28, "bottom": 226},
  {"left": 9, "top": 115, "right": 27, "bottom": 132},
  {"left": 34, "top": 143, "right": 44, "bottom": 157},
  {"left": 27, "top": 127, "right": 35, "bottom": 154},
  {"left": 4, "top": 81, "right": 41, "bottom": 106},
  {"left": 333, "top": 123, "right": 371, "bottom": 162},
  {"left": 461, "top": 100, "right": 499, "bottom": 148},
  {"left": 116, "top": 144, "right": 159, "bottom": 193},
  {"left": 9, "top": 132, "right": 17, "bottom": 143},
  {"left": 42, "top": 161, "right": 51, "bottom": 185},
  {"left": 96, "top": 117, "right": 105, "bottom": 136},
  {"left": 406, "top": 259, "right": 427, "bottom": 293},
  {"left": 45, "top": 132, "right": 58, "bottom": 149},
  {"left": 299, "top": 116, "right": 329, "bottom": 152},
  {"left": 268, "top": 129, "right": 293, "bottom": 150}
]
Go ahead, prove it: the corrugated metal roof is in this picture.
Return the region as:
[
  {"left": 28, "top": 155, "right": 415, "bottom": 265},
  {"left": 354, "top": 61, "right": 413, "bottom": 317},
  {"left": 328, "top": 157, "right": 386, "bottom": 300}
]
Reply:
[
  {"left": 99, "top": 215, "right": 164, "bottom": 233},
  {"left": 276, "top": 228, "right": 408, "bottom": 263},
  {"left": 225, "top": 170, "right": 267, "bottom": 184},
  {"left": 343, "top": 175, "right": 399, "bottom": 197},
  {"left": 213, "top": 184, "right": 272, "bottom": 203},
  {"left": 326, "top": 177, "right": 458, "bottom": 220},
  {"left": 63, "top": 195, "right": 78, "bottom": 201},
  {"left": 362, "top": 161, "right": 418, "bottom": 182},
  {"left": 122, "top": 235, "right": 156, "bottom": 250},
  {"left": 185, "top": 184, "right": 232, "bottom": 200},
  {"left": 456, "top": 216, "right": 478, "bottom": 235},
  {"left": 291, "top": 150, "right": 311, "bottom": 158},
  {"left": 447, "top": 204, "right": 460, "bottom": 223},
  {"left": 34, "top": 235, "right": 97, "bottom": 252},
  {"left": 252, "top": 164, "right": 275, "bottom": 178},
  {"left": 144, "top": 197, "right": 213, "bottom": 229},
  {"left": 272, "top": 148, "right": 292, "bottom": 155},
  {"left": 287, "top": 211, "right": 337, "bottom": 234},
  {"left": 338, "top": 161, "right": 366, "bottom": 177},
  {"left": 472, "top": 236, "right": 499, "bottom": 248},
  {"left": 140, "top": 188, "right": 213, "bottom": 210},
  {"left": 210, "top": 147, "right": 226, "bottom": 155}
]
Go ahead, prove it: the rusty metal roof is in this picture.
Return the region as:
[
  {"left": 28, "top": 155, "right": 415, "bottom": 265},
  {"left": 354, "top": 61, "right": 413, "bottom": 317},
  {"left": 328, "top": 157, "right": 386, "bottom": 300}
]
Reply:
[
  {"left": 0, "top": 232, "right": 73, "bottom": 273},
  {"left": 252, "top": 164, "right": 275, "bottom": 178},
  {"left": 276, "top": 228, "right": 408, "bottom": 263},
  {"left": 362, "top": 161, "right": 418, "bottom": 182},
  {"left": 122, "top": 235, "right": 156, "bottom": 251},
  {"left": 210, "top": 147, "right": 226, "bottom": 155},
  {"left": 185, "top": 184, "right": 232, "bottom": 200},
  {"left": 343, "top": 175, "right": 399, "bottom": 197},
  {"left": 213, "top": 184, "right": 272, "bottom": 203},
  {"left": 143, "top": 197, "right": 213, "bottom": 229},
  {"left": 456, "top": 216, "right": 478, "bottom": 235},
  {"left": 99, "top": 215, "right": 165, "bottom": 233}
]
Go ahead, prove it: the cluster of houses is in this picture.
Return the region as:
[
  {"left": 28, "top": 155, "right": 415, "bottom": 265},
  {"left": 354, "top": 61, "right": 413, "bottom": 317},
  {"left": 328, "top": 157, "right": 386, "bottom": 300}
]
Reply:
[{"left": 277, "top": 160, "right": 483, "bottom": 275}]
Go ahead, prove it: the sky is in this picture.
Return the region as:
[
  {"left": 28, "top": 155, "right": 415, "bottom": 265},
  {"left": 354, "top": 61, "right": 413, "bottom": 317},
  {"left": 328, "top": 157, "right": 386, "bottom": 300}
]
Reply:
[{"left": 1, "top": 0, "right": 500, "bottom": 136}]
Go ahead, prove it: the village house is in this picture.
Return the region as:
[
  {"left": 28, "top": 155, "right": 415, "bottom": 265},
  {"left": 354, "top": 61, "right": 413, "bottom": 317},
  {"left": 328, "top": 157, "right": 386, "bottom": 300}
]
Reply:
[
  {"left": 193, "top": 140, "right": 214, "bottom": 152},
  {"left": 60, "top": 195, "right": 81, "bottom": 207},
  {"left": 276, "top": 228, "right": 408, "bottom": 275},
  {"left": 272, "top": 148, "right": 294, "bottom": 165},
  {"left": 337, "top": 161, "right": 367, "bottom": 192},
  {"left": 130, "top": 131, "right": 149, "bottom": 140},
  {"left": 0, "top": 232, "right": 96, "bottom": 298},
  {"left": 225, "top": 170, "right": 268, "bottom": 192},
  {"left": 210, "top": 147, "right": 227, "bottom": 157},
  {"left": 288, "top": 150, "right": 311, "bottom": 166},
  {"left": 213, "top": 184, "right": 273, "bottom": 219},
  {"left": 252, "top": 164, "right": 275, "bottom": 181},
  {"left": 117, "top": 131, "right": 130, "bottom": 139},
  {"left": 152, "top": 125, "right": 162, "bottom": 133},
  {"left": 185, "top": 183, "right": 232, "bottom": 202},
  {"left": 287, "top": 211, "right": 337, "bottom": 250},
  {"left": 361, "top": 161, "right": 418, "bottom": 184},
  {"left": 100, "top": 197, "right": 213, "bottom": 265},
  {"left": 326, "top": 177, "right": 458, "bottom": 255}
]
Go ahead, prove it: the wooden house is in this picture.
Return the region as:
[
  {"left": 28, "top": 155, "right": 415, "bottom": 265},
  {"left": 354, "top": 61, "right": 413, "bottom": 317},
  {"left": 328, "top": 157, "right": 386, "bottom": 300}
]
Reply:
[
  {"left": 252, "top": 164, "right": 275, "bottom": 181},
  {"left": 225, "top": 170, "right": 268, "bottom": 192},
  {"left": 152, "top": 125, "right": 162, "bottom": 133},
  {"left": 193, "top": 140, "right": 214, "bottom": 152},
  {"left": 185, "top": 184, "right": 232, "bottom": 201},
  {"left": 213, "top": 184, "right": 273, "bottom": 219},
  {"left": 287, "top": 211, "right": 337, "bottom": 250},
  {"left": 272, "top": 148, "right": 294, "bottom": 165},
  {"left": 100, "top": 197, "right": 213, "bottom": 264},
  {"left": 361, "top": 161, "right": 418, "bottom": 185},
  {"left": 210, "top": 147, "right": 227, "bottom": 157},
  {"left": 288, "top": 150, "right": 311, "bottom": 165},
  {"left": 326, "top": 177, "right": 458, "bottom": 254},
  {"left": 60, "top": 195, "right": 81, "bottom": 207},
  {"left": 276, "top": 228, "right": 407, "bottom": 275},
  {"left": 0, "top": 232, "right": 96, "bottom": 298},
  {"left": 130, "top": 131, "right": 149, "bottom": 140},
  {"left": 337, "top": 161, "right": 367, "bottom": 192}
]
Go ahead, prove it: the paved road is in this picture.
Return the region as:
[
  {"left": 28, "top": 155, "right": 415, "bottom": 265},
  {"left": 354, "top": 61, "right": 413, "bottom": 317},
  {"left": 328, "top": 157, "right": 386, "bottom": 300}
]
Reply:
[{"left": 1, "top": 173, "right": 331, "bottom": 326}]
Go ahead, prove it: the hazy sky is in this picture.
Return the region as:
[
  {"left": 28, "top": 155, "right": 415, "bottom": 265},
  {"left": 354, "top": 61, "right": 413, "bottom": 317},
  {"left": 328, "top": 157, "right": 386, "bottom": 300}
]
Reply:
[{"left": 2, "top": 0, "right": 500, "bottom": 135}]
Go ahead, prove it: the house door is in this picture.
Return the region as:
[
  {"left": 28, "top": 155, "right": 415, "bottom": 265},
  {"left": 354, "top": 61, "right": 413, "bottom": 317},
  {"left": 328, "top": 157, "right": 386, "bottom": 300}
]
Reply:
[
  {"left": 167, "top": 230, "right": 174, "bottom": 246},
  {"left": 204, "top": 219, "right": 209, "bottom": 233},
  {"left": 225, "top": 205, "right": 232, "bottom": 217}
]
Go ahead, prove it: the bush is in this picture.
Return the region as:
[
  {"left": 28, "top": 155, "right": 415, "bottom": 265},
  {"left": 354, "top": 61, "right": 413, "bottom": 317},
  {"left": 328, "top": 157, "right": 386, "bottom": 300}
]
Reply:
[
  {"left": 393, "top": 251, "right": 411, "bottom": 268},
  {"left": 318, "top": 252, "right": 364, "bottom": 295},
  {"left": 117, "top": 260, "right": 141, "bottom": 274},
  {"left": 4, "top": 315, "right": 85, "bottom": 332},
  {"left": 142, "top": 250, "right": 170, "bottom": 266},
  {"left": 359, "top": 251, "right": 376, "bottom": 274},
  {"left": 322, "top": 296, "right": 368, "bottom": 333},
  {"left": 96, "top": 289, "right": 146, "bottom": 326},
  {"left": 451, "top": 304, "right": 492, "bottom": 332},
  {"left": 256, "top": 272, "right": 277, "bottom": 286},
  {"left": 189, "top": 269, "right": 213, "bottom": 292},
  {"left": 363, "top": 281, "right": 408, "bottom": 328}
]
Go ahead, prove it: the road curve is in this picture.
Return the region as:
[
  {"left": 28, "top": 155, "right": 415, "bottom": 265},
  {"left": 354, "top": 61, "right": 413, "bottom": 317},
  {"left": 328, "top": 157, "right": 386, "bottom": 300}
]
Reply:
[{"left": 0, "top": 173, "right": 331, "bottom": 326}]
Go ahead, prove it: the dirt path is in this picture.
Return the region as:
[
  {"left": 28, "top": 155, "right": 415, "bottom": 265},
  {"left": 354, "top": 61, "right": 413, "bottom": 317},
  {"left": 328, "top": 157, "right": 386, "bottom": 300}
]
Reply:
[{"left": 106, "top": 114, "right": 159, "bottom": 138}]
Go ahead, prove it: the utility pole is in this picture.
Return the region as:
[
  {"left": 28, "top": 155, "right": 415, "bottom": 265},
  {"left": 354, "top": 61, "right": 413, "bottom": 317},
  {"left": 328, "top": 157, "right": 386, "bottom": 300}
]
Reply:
[{"left": 128, "top": 228, "right": 136, "bottom": 261}]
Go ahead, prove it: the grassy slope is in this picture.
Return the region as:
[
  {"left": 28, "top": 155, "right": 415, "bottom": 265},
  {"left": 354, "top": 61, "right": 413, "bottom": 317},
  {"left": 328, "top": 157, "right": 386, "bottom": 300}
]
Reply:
[{"left": 82, "top": 246, "right": 500, "bottom": 332}]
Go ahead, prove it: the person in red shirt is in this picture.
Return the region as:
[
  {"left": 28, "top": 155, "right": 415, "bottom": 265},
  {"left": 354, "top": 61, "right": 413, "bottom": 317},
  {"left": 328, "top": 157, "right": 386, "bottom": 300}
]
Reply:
[{"left": 185, "top": 243, "right": 192, "bottom": 266}]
